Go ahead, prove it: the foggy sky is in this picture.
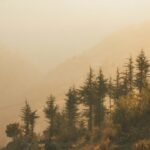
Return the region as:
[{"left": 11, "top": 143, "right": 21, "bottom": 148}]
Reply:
[{"left": 1, "top": 0, "right": 150, "bottom": 73}]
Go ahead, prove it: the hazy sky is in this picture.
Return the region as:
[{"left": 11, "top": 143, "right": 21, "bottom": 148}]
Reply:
[{"left": 1, "top": 0, "right": 150, "bottom": 73}]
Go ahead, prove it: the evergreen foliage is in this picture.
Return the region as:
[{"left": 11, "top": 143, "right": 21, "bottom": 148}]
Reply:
[
  {"left": 44, "top": 95, "right": 58, "bottom": 138},
  {"left": 135, "top": 50, "right": 150, "bottom": 93},
  {"left": 126, "top": 56, "right": 134, "bottom": 92},
  {"left": 2, "top": 50, "right": 150, "bottom": 150},
  {"left": 5, "top": 123, "right": 21, "bottom": 141},
  {"left": 65, "top": 87, "right": 79, "bottom": 130},
  {"left": 21, "top": 101, "right": 39, "bottom": 140},
  {"left": 79, "top": 68, "right": 97, "bottom": 132},
  {"left": 94, "top": 69, "right": 107, "bottom": 127}
]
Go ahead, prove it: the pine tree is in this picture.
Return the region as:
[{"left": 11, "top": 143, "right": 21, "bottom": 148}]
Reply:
[
  {"left": 126, "top": 56, "right": 134, "bottom": 92},
  {"left": 135, "top": 50, "right": 150, "bottom": 93},
  {"left": 44, "top": 95, "right": 58, "bottom": 138},
  {"left": 21, "top": 101, "right": 31, "bottom": 137},
  {"left": 120, "top": 69, "right": 129, "bottom": 96},
  {"left": 108, "top": 77, "right": 114, "bottom": 119},
  {"left": 119, "top": 56, "right": 134, "bottom": 97},
  {"left": 21, "top": 101, "right": 39, "bottom": 139},
  {"left": 65, "top": 87, "right": 79, "bottom": 130},
  {"left": 96, "top": 69, "right": 107, "bottom": 100},
  {"left": 29, "top": 110, "right": 39, "bottom": 138},
  {"left": 113, "top": 68, "right": 122, "bottom": 100},
  {"left": 53, "top": 112, "right": 67, "bottom": 136},
  {"left": 80, "top": 68, "right": 97, "bottom": 132},
  {"left": 94, "top": 69, "right": 107, "bottom": 127}
]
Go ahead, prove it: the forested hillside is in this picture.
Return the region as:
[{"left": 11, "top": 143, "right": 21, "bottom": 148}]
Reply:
[
  {"left": 1, "top": 50, "right": 150, "bottom": 150},
  {"left": 2, "top": 23, "right": 150, "bottom": 146}
]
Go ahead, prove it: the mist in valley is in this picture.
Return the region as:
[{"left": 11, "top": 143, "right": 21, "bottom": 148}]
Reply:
[{"left": 1, "top": 0, "right": 150, "bottom": 149}]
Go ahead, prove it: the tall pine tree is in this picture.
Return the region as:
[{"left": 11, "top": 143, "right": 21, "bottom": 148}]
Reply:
[
  {"left": 108, "top": 77, "right": 114, "bottom": 119},
  {"left": 44, "top": 95, "right": 58, "bottom": 138},
  {"left": 120, "top": 69, "right": 129, "bottom": 96},
  {"left": 94, "top": 69, "right": 107, "bottom": 127},
  {"left": 65, "top": 87, "right": 79, "bottom": 131},
  {"left": 135, "top": 50, "right": 150, "bottom": 93},
  {"left": 21, "top": 101, "right": 38, "bottom": 139},
  {"left": 29, "top": 111, "right": 39, "bottom": 138},
  {"left": 113, "top": 68, "right": 122, "bottom": 100},
  {"left": 21, "top": 101, "right": 31, "bottom": 137},
  {"left": 80, "top": 68, "right": 96, "bottom": 132},
  {"left": 126, "top": 56, "right": 134, "bottom": 92}
]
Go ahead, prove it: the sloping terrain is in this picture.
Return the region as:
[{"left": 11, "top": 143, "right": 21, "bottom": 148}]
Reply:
[
  {"left": 44, "top": 23, "right": 150, "bottom": 100},
  {"left": 1, "top": 23, "right": 150, "bottom": 146}
]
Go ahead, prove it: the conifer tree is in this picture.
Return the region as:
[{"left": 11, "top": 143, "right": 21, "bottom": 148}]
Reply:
[
  {"left": 126, "top": 56, "right": 134, "bottom": 92},
  {"left": 44, "top": 95, "right": 58, "bottom": 138},
  {"left": 65, "top": 87, "right": 79, "bottom": 130},
  {"left": 53, "top": 112, "right": 67, "bottom": 136},
  {"left": 94, "top": 69, "right": 107, "bottom": 127},
  {"left": 108, "top": 77, "right": 114, "bottom": 118},
  {"left": 21, "top": 101, "right": 31, "bottom": 137},
  {"left": 21, "top": 101, "right": 39, "bottom": 139},
  {"left": 29, "top": 110, "right": 39, "bottom": 138},
  {"left": 120, "top": 69, "right": 129, "bottom": 96},
  {"left": 96, "top": 69, "right": 107, "bottom": 100},
  {"left": 80, "top": 68, "right": 96, "bottom": 132},
  {"left": 135, "top": 50, "right": 150, "bottom": 93},
  {"left": 113, "top": 68, "right": 122, "bottom": 100}
]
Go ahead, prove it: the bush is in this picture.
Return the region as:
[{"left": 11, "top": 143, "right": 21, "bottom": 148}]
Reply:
[{"left": 133, "top": 139, "right": 150, "bottom": 150}]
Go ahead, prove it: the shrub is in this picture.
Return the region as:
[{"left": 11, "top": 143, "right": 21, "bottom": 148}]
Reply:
[{"left": 133, "top": 139, "right": 150, "bottom": 150}]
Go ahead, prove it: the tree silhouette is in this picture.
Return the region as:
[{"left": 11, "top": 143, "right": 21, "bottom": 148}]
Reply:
[
  {"left": 5, "top": 123, "right": 21, "bottom": 141},
  {"left": 113, "top": 68, "right": 122, "bottom": 100},
  {"left": 135, "top": 50, "right": 150, "bottom": 93},
  {"left": 44, "top": 95, "right": 58, "bottom": 138},
  {"left": 108, "top": 77, "right": 114, "bottom": 119},
  {"left": 21, "top": 101, "right": 31, "bottom": 137},
  {"left": 120, "top": 69, "right": 129, "bottom": 96},
  {"left": 80, "top": 68, "right": 97, "bottom": 132},
  {"left": 94, "top": 69, "right": 107, "bottom": 127},
  {"left": 21, "top": 101, "right": 38, "bottom": 139},
  {"left": 126, "top": 56, "right": 134, "bottom": 92},
  {"left": 29, "top": 110, "right": 39, "bottom": 138},
  {"left": 65, "top": 87, "right": 79, "bottom": 130}
]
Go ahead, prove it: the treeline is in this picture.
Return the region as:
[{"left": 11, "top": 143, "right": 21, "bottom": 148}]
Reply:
[{"left": 2, "top": 50, "right": 150, "bottom": 150}]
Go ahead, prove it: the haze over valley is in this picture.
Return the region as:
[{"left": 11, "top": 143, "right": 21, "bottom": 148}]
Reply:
[{"left": 1, "top": 0, "right": 150, "bottom": 148}]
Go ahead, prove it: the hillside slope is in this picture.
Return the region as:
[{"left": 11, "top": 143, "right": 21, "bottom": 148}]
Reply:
[
  {"left": 43, "top": 23, "right": 150, "bottom": 100},
  {"left": 1, "top": 23, "right": 150, "bottom": 146}
]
